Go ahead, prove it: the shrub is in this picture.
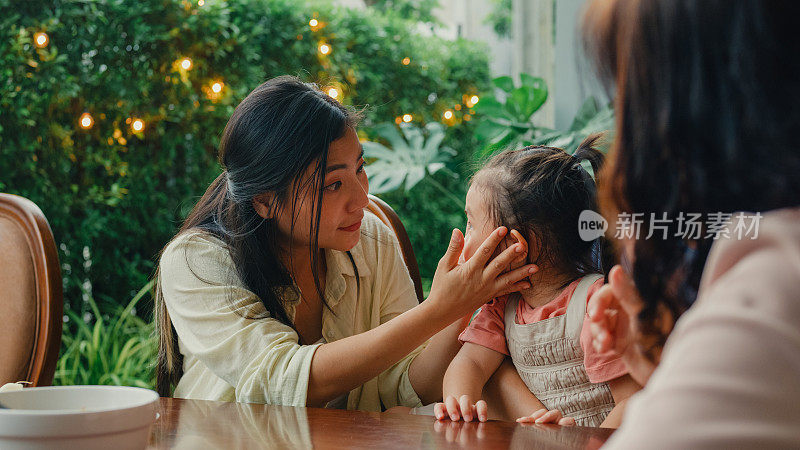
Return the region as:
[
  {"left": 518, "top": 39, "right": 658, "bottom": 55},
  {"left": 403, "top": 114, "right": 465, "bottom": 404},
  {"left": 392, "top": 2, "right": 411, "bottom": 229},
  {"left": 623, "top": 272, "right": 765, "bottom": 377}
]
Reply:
[
  {"left": 54, "top": 280, "right": 156, "bottom": 388},
  {"left": 474, "top": 74, "right": 614, "bottom": 158},
  {"left": 1, "top": 0, "right": 491, "bottom": 314}
]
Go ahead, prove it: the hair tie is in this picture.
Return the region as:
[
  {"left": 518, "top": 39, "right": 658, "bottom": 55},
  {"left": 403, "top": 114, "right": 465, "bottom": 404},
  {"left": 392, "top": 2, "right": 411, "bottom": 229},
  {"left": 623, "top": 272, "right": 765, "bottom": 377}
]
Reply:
[{"left": 224, "top": 170, "right": 237, "bottom": 200}]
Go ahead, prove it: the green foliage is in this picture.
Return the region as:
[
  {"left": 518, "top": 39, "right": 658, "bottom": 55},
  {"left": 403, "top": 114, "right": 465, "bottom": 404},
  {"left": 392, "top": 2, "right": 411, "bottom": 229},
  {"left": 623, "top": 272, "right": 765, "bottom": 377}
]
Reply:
[
  {"left": 474, "top": 74, "right": 614, "bottom": 157},
  {"left": 380, "top": 170, "right": 466, "bottom": 283},
  {"left": 474, "top": 74, "right": 549, "bottom": 156},
  {"left": 485, "top": 0, "right": 512, "bottom": 38},
  {"left": 363, "top": 0, "right": 441, "bottom": 25},
  {"left": 363, "top": 122, "right": 463, "bottom": 207},
  {"left": 534, "top": 96, "right": 615, "bottom": 152},
  {"left": 1, "top": 0, "right": 491, "bottom": 316},
  {"left": 374, "top": 120, "right": 482, "bottom": 282},
  {"left": 54, "top": 280, "right": 157, "bottom": 388}
]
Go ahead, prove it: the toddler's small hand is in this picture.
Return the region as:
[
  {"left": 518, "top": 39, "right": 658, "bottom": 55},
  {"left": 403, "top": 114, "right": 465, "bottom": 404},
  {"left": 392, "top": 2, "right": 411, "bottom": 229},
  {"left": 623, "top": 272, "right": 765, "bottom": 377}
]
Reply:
[
  {"left": 434, "top": 395, "right": 488, "bottom": 422},
  {"left": 516, "top": 408, "right": 576, "bottom": 426}
]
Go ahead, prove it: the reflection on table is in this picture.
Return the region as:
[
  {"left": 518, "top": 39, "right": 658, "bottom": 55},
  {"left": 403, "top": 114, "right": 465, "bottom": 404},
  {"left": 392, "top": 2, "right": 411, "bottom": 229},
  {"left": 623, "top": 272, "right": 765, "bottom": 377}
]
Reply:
[{"left": 148, "top": 397, "right": 613, "bottom": 449}]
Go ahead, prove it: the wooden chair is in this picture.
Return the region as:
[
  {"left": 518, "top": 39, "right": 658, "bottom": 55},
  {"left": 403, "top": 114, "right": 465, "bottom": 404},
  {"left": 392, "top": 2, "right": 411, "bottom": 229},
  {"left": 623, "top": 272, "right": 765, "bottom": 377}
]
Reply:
[
  {"left": 366, "top": 195, "right": 424, "bottom": 303},
  {"left": 0, "top": 193, "right": 63, "bottom": 386}
]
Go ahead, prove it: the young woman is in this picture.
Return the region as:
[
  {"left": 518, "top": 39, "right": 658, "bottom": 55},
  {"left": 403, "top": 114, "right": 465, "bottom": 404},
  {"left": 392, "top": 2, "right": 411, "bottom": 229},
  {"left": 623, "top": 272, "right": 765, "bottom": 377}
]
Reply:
[
  {"left": 582, "top": 0, "right": 800, "bottom": 446},
  {"left": 153, "top": 76, "right": 537, "bottom": 411}
]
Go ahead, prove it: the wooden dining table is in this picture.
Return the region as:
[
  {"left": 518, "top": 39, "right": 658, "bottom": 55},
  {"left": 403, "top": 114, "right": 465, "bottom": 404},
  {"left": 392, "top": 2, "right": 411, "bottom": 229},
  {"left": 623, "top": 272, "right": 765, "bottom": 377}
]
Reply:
[{"left": 147, "top": 397, "right": 613, "bottom": 449}]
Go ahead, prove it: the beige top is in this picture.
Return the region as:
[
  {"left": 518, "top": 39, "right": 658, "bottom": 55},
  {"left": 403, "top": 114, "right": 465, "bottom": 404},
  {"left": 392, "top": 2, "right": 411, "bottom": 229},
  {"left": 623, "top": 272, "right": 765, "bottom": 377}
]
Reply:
[
  {"left": 159, "top": 212, "right": 426, "bottom": 411},
  {"left": 607, "top": 208, "right": 800, "bottom": 448},
  {"left": 505, "top": 274, "right": 614, "bottom": 427}
]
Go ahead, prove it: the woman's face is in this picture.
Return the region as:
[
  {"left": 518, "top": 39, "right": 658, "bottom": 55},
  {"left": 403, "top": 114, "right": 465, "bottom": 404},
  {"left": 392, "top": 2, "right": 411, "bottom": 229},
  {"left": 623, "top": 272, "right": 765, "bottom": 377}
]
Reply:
[{"left": 266, "top": 127, "right": 369, "bottom": 252}]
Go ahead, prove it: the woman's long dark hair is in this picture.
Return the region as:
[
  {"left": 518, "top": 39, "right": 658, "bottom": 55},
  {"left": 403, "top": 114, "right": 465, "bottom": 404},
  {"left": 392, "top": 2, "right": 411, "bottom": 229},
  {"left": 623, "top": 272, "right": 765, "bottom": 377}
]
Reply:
[
  {"left": 154, "top": 76, "right": 360, "bottom": 396},
  {"left": 582, "top": 0, "right": 800, "bottom": 360},
  {"left": 473, "top": 134, "right": 613, "bottom": 283}
]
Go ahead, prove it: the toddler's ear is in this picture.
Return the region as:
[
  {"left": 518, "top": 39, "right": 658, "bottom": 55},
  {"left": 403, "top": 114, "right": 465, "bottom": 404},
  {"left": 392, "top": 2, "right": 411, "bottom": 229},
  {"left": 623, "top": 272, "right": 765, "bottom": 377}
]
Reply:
[{"left": 506, "top": 229, "right": 529, "bottom": 270}]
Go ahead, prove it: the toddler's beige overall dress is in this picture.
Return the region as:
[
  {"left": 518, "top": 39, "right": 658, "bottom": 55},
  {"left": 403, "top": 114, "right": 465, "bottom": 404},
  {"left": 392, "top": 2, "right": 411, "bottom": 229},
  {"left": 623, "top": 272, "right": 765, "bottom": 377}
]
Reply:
[{"left": 504, "top": 274, "right": 615, "bottom": 426}]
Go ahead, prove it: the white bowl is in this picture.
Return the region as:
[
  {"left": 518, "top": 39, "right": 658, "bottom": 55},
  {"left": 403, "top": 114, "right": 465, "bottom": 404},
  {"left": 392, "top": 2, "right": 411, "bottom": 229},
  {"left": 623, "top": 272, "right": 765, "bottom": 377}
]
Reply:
[{"left": 0, "top": 385, "right": 159, "bottom": 450}]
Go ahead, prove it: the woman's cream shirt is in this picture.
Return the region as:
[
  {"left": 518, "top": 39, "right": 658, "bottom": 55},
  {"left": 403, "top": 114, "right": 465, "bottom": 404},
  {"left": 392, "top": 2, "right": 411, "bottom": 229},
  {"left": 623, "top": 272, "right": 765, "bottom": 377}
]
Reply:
[{"left": 159, "top": 212, "right": 426, "bottom": 411}]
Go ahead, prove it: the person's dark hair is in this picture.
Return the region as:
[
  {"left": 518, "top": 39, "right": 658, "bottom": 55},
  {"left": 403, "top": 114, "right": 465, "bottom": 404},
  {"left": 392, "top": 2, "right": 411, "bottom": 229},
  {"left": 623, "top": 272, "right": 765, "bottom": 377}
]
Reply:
[
  {"left": 583, "top": 0, "right": 800, "bottom": 360},
  {"left": 472, "top": 134, "right": 613, "bottom": 284},
  {"left": 154, "top": 75, "right": 360, "bottom": 396}
]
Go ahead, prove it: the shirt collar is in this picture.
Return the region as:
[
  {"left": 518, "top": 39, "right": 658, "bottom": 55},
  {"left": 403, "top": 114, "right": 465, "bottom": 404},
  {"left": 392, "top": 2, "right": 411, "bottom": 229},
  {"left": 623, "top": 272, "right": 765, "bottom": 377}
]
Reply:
[{"left": 324, "top": 239, "right": 371, "bottom": 307}]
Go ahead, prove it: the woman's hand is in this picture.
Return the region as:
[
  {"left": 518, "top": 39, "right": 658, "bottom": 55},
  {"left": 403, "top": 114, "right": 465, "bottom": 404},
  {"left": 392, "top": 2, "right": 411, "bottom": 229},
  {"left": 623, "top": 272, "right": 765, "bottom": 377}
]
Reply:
[
  {"left": 516, "top": 408, "right": 576, "bottom": 426},
  {"left": 587, "top": 265, "right": 656, "bottom": 385},
  {"left": 428, "top": 227, "right": 537, "bottom": 322},
  {"left": 587, "top": 265, "right": 635, "bottom": 356},
  {"left": 434, "top": 395, "right": 489, "bottom": 422}
]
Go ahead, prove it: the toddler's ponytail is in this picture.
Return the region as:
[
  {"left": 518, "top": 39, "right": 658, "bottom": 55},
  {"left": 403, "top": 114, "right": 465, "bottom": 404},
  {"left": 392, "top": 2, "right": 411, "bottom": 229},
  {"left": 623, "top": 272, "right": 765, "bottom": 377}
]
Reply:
[{"left": 472, "top": 132, "right": 614, "bottom": 283}]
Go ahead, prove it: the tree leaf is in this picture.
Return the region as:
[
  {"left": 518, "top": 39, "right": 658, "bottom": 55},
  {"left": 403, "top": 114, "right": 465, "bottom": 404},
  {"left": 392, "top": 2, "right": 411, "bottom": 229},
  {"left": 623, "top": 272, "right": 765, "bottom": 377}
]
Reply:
[
  {"left": 474, "top": 119, "right": 508, "bottom": 142},
  {"left": 362, "top": 141, "right": 396, "bottom": 160},
  {"left": 473, "top": 97, "right": 507, "bottom": 118},
  {"left": 521, "top": 74, "right": 548, "bottom": 118},
  {"left": 510, "top": 86, "right": 530, "bottom": 120},
  {"left": 363, "top": 122, "right": 456, "bottom": 195},
  {"left": 492, "top": 75, "right": 515, "bottom": 93},
  {"left": 405, "top": 166, "right": 425, "bottom": 191}
]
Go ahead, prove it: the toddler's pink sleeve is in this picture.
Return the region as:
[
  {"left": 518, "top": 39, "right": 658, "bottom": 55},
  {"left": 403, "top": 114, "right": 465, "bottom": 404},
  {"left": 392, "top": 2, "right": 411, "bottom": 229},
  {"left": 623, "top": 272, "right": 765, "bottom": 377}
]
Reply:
[
  {"left": 580, "top": 279, "right": 628, "bottom": 383},
  {"left": 458, "top": 297, "right": 510, "bottom": 355}
]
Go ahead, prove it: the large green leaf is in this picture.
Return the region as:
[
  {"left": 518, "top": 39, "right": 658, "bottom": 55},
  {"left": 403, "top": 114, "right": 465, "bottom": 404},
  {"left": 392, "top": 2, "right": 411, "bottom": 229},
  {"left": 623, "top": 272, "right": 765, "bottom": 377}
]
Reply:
[
  {"left": 473, "top": 97, "right": 508, "bottom": 118},
  {"left": 519, "top": 74, "right": 548, "bottom": 117},
  {"left": 363, "top": 122, "right": 456, "bottom": 194},
  {"left": 533, "top": 97, "right": 614, "bottom": 152},
  {"left": 474, "top": 73, "right": 553, "bottom": 157},
  {"left": 492, "top": 75, "right": 515, "bottom": 93},
  {"left": 509, "top": 86, "right": 530, "bottom": 120},
  {"left": 474, "top": 119, "right": 510, "bottom": 144}
]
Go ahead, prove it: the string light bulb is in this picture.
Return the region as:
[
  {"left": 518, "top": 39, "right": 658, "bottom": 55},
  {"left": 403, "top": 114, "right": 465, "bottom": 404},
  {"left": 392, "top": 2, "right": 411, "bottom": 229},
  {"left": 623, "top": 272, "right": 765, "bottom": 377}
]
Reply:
[
  {"left": 318, "top": 43, "right": 331, "bottom": 55},
  {"left": 211, "top": 81, "right": 224, "bottom": 93},
  {"left": 198, "top": 0, "right": 204, "bottom": 5},
  {"left": 180, "top": 58, "right": 193, "bottom": 70},
  {"left": 34, "top": 32, "right": 49, "bottom": 48},
  {"left": 470, "top": 95, "right": 480, "bottom": 105},
  {"left": 79, "top": 113, "right": 94, "bottom": 129},
  {"left": 402, "top": 57, "right": 410, "bottom": 65},
  {"left": 309, "top": 18, "right": 318, "bottom": 27},
  {"left": 402, "top": 114, "right": 412, "bottom": 123},
  {"left": 443, "top": 110, "right": 453, "bottom": 120},
  {"left": 327, "top": 87, "right": 340, "bottom": 99},
  {"left": 131, "top": 118, "right": 145, "bottom": 132}
]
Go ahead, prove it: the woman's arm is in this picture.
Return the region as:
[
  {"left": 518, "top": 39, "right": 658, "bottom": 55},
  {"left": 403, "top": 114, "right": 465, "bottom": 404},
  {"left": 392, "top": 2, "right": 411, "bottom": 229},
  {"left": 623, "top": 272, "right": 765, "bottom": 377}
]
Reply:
[
  {"left": 307, "top": 227, "right": 536, "bottom": 406},
  {"left": 406, "top": 313, "right": 472, "bottom": 404},
  {"left": 308, "top": 297, "right": 461, "bottom": 406}
]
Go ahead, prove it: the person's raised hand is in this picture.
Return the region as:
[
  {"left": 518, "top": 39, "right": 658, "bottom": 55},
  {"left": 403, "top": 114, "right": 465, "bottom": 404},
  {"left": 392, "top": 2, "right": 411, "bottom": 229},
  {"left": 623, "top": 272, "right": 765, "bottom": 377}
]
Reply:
[
  {"left": 587, "top": 265, "right": 637, "bottom": 356},
  {"left": 434, "top": 395, "right": 489, "bottom": 422},
  {"left": 587, "top": 264, "right": 658, "bottom": 385},
  {"left": 428, "top": 227, "right": 538, "bottom": 321}
]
